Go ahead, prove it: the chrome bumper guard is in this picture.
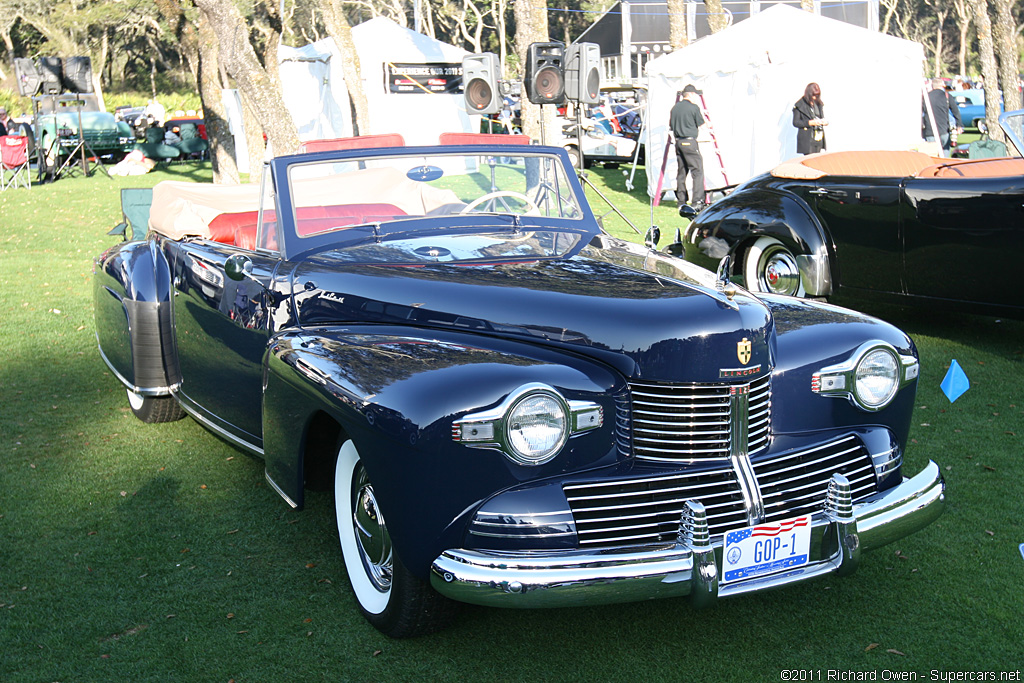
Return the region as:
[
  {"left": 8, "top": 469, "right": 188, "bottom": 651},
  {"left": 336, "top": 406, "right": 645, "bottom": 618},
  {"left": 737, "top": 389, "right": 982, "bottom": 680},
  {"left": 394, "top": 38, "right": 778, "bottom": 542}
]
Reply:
[{"left": 430, "top": 461, "right": 944, "bottom": 608}]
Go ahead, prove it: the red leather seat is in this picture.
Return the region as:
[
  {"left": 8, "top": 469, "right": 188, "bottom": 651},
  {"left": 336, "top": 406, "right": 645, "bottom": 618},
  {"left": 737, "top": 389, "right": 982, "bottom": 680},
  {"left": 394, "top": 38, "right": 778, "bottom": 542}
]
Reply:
[{"left": 206, "top": 204, "right": 407, "bottom": 247}]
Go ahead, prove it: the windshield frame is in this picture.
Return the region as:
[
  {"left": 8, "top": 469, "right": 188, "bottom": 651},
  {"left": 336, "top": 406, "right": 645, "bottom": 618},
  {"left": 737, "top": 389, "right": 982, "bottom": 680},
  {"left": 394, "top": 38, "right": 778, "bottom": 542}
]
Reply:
[
  {"left": 998, "top": 109, "right": 1024, "bottom": 156},
  {"left": 268, "top": 143, "right": 598, "bottom": 261}
]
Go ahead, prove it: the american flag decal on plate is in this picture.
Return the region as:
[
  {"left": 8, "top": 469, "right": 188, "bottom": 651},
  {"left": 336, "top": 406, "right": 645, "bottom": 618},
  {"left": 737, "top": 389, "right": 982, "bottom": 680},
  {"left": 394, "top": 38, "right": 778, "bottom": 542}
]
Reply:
[{"left": 723, "top": 514, "right": 812, "bottom": 583}]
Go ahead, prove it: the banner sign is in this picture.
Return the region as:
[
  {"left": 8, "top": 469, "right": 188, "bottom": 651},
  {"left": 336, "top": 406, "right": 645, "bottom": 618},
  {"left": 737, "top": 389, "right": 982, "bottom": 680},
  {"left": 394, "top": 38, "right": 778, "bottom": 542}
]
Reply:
[{"left": 386, "top": 63, "right": 463, "bottom": 94}]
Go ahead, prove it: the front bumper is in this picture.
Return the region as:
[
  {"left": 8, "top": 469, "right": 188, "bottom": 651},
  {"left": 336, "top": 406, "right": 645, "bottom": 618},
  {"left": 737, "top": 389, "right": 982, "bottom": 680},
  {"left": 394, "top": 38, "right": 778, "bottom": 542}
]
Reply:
[{"left": 430, "top": 460, "right": 944, "bottom": 608}]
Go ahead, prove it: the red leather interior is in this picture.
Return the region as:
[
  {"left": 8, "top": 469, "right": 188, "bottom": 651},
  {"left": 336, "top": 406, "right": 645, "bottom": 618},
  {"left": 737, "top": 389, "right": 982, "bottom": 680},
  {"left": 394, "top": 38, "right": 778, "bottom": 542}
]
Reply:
[{"left": 206, "top": 203, "right": 407, "bottom": 249}]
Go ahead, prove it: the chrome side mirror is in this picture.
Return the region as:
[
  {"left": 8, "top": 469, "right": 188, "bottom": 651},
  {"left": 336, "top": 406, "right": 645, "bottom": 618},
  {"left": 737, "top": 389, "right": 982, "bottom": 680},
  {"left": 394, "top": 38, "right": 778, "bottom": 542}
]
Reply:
[
  {"left": 644, "top": 225, "right": 661, "bottom": 248},
  {"left": 225, "top": 253, "right": 254, "bottom": 282}
]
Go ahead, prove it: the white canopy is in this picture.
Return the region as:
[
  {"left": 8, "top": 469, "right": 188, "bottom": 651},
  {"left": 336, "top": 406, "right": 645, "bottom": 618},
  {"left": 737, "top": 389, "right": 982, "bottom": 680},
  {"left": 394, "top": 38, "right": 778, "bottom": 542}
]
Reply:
[
  {"left": 277, "top": 18, "right": 476, "bottom": 146},
  {"left": 644, "top": 5, "right": 924, "bottom": 197}
]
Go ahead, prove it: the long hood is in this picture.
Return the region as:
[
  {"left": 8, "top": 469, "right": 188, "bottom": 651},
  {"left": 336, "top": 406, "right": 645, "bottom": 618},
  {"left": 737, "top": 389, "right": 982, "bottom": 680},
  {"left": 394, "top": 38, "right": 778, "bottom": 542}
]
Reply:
[
  {"left": 289, "top": 234, "right": 774, "bottom": 383},
  {"left": 47, "top": 111, "right": 117, "bottom": 133}
]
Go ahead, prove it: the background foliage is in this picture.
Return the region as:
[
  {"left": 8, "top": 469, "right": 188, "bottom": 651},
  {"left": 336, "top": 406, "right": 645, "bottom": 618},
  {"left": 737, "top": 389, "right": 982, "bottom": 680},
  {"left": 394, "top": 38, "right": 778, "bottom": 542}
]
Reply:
[{"left": 2, "top": 0, "right": 1021, "bottom": 106}]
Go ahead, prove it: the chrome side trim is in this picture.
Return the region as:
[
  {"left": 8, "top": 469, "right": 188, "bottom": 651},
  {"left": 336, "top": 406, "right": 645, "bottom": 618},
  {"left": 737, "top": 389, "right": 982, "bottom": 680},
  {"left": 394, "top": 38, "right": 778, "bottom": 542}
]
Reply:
[
  {"left": 96, "top": 341, "right": 176, "bottom": 397},
  {"left": 265, "top": 471, "right": 298, "bottom": 509},
  {"left": 431, "top": 461, "right": 943, "bottom": 608},
  {"left": 174, "top": 393, "right": 264, "bottom": 457}
]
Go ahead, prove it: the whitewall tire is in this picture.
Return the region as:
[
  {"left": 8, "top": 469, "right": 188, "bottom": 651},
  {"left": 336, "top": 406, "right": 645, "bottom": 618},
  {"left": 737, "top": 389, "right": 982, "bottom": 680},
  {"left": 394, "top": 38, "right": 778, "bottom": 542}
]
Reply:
[
  {"left": 744, "top": 236, "right": 807, "bottom": 298},
  {"left": 333, "top": 439, "right": 456, "bottom": 637}
]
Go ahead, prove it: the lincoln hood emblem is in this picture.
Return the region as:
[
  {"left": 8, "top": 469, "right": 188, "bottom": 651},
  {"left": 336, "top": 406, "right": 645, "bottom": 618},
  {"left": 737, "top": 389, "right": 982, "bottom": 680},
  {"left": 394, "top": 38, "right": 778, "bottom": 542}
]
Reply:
[{"left": 737, "top": 338, "right": 752, "bottom": 365}]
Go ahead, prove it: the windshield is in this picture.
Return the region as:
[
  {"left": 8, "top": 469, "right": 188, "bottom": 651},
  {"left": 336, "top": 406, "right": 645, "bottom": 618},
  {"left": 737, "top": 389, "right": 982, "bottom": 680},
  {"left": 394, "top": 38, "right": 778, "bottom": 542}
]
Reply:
[
  {"left": 285, "top": 150, "right": 584, "bottom": 239},
  {"left": 999, "top": 110, "right": 1024, "bottom": 156}
]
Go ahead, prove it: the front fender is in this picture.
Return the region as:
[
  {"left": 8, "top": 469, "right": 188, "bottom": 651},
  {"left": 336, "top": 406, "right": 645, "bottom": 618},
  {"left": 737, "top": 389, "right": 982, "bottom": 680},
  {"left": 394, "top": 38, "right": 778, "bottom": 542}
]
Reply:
[
  {"left": 690, "top": 186, "right": 833, "bottom": 296},
  {"left": 262, "top": 324, "right": 626, "bottom": 576},
  {"left": 762, "top": 293, "right": 917, "bottom": 445}
]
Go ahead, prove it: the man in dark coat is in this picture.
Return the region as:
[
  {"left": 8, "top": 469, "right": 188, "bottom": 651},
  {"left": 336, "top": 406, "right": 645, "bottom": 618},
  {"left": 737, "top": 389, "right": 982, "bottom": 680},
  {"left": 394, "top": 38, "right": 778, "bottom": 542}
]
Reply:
[
  {"left": 669, "top": 84, "right": 706, "bottom": 209},
  {"left": 922, "top": 78, "right": 963, "bottom": 152}
]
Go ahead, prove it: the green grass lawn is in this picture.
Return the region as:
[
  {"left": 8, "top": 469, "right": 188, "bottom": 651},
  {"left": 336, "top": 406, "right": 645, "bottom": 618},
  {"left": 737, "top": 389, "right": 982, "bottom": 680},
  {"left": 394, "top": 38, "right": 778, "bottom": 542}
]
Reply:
[{"left": 1, "top": 162, "right": 1022, "bottom": 681}]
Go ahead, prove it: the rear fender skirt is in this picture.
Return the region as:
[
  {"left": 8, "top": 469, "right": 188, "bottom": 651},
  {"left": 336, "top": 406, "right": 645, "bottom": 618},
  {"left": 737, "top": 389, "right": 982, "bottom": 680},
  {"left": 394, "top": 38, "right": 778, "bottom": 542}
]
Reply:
[
  {"left": 93, "top": 239, "right": 180, "bottom": 394},
  {"left": 696, "top": 189, "right": 832, "bottom": 296}
]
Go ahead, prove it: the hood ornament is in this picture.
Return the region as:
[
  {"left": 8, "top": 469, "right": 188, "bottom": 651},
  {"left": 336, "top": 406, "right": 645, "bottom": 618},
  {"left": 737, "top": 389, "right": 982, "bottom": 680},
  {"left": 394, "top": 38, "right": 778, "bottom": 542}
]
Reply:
[{"left": 716, "top": 255, "right": 738, "bottom": 301}]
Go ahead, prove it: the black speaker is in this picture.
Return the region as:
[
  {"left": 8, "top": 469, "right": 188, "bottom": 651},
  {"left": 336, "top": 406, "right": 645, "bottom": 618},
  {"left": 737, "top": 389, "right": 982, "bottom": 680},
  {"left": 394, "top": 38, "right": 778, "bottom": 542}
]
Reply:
[
  {"left": 524, "top": 41, "right": 565, "bottom": 105},
  {"left": 462, "top": 52, "right": 501, "bottom": 115},
  {"left": 63, "top": 56, "right": 93, "bottom": 93},
  {"left": 38, "top": 57, "right": 63, "bottom": 94},
  {"left": 14, "top": 58, "right": 41, "bottom": 97},
  {"left": 565, "top": 43, "right": 601, "bottom": 104}
]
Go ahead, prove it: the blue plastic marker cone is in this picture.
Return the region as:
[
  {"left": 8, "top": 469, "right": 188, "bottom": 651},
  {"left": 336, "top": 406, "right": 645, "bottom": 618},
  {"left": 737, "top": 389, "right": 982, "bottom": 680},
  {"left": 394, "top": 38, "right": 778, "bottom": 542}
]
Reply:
[{"left": 940, "top": 359, "right": 970, "bottom": 403}]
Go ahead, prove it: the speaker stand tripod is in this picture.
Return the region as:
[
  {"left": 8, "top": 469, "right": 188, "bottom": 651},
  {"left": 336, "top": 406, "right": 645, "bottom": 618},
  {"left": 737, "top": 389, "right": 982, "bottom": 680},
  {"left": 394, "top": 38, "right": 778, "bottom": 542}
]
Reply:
[{"left": 54, "top": 99, "right": 110, "bottom": 179}]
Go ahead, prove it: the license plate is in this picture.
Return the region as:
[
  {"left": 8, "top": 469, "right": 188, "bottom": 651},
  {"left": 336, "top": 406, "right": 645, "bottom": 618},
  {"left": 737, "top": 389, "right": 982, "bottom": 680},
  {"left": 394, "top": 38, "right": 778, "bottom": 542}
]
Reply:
[{"left": 722, "top": 515, "right": 812, "bottom": 583}]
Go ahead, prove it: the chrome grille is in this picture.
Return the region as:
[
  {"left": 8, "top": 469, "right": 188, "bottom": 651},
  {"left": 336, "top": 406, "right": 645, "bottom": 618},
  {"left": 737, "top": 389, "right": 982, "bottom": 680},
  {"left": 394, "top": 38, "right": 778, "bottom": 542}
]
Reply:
[
  {"left": 753, "top": 434, "right": 877, "bottom": 522},
  {"left": 563, "top": 467, "right": 748, "bottom": 547},
  {"left": 564, "top": 433, "right": 877, "bottom": 549},
  {"left": 629, "top": 376, "right": 771, "bottom": 462}
]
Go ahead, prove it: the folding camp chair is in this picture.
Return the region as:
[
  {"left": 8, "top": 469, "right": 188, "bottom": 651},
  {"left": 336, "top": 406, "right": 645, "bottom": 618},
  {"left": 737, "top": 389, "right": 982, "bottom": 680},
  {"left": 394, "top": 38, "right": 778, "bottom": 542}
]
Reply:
[
  {"left": 0, "top": 135, "right": 31, "bottom": 190},
  {"left": 108, "top": 188, "right": 154, "bottom": 241}
]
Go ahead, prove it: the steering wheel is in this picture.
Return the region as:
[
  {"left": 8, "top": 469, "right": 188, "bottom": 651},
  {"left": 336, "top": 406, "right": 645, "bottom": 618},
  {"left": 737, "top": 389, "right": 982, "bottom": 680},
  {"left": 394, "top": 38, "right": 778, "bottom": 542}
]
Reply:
[{"left": 461, "top": 191, "right": 541, "bottom": 216}]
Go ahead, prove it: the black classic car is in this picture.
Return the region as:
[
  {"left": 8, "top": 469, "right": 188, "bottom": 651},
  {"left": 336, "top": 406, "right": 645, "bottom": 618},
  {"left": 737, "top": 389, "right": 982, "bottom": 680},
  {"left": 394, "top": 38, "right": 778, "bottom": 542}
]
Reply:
[
  {"left": 685, "top": 110, "right": 1024, "bottom": 318},
  {"left": 94, "top": 133, "right": 944, "bottom": 638}
]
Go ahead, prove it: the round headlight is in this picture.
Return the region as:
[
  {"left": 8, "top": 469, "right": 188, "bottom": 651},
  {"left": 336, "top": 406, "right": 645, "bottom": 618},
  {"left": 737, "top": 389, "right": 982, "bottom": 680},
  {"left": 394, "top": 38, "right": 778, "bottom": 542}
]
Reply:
[
  {"left": 854, "top": 348, "right": 900, "bottom": 410},
  {"left": 506, "top": 392, "right": 567, "bottom": 465}
]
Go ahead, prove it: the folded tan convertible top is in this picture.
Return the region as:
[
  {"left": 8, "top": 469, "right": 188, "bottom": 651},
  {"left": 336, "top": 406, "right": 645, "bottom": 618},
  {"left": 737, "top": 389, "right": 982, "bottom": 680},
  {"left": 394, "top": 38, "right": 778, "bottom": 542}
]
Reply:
[{"left": 771, "top": 150, "right": 1024, "bottom": 180}]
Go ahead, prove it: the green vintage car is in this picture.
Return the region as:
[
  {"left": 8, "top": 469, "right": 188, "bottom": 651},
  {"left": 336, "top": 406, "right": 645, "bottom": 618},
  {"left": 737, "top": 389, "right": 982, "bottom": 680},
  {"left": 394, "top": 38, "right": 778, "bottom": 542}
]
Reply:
[{"left": 34, "top": 94, "right": 135, "bottom": 171}]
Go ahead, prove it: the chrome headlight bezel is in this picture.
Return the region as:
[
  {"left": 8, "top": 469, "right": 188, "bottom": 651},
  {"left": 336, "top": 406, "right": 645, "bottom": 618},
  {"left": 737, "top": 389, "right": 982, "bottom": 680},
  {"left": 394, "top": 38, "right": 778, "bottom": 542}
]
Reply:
[
  {"left": 452, "top": 383, "right": 603, "bottom": 466},
  {"left": 812, "top": 341, "right": 919, "bottom": 412}
]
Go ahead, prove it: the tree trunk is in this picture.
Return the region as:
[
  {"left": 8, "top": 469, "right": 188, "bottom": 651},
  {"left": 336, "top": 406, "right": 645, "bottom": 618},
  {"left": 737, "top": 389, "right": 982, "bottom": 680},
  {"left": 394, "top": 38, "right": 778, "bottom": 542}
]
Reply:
[
  {"left": 194, "top": 0, "right": 300, "bottom": 156},
  {"left": 705, "top": 0, "right": 729, "bottom": 33},
  {"left": 197, "top": 13, "right": 240, "bottom": 185},
  {"left": 494, "top": 0, "right": 508, "bottom": 74},
  {"left": 968, "top": 0, "right": 1003, "bottom": 140},
  {"left": 932, "top": 11, "right": 947, "bottom": 78},
  {"left": 241, "top": 93, "right": 267, "bottom": 183},
  {"left": 667, "top": 0, "right": 688, "bottom": 50},
  {"left": 318, "top": 0, "right": 373, "bottom": 136},
  {"left": 514, "top": 0, "right": 557, "bottom": 144},
  {"left": 952, "top": 0, "right": 971, "bottom": 79},
  {"left": 992, "top": 0, "right": 1023, "bottom": 112}
]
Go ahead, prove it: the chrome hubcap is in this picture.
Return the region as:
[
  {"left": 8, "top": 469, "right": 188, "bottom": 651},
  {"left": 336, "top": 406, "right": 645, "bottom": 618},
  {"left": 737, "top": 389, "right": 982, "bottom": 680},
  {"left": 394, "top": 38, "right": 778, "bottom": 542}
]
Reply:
[
  {"left": 352, "top": 466, "right": 393, "bottom": 592},
  {"left": 761, "top": 249, "right": 801, "bottom": 296}
]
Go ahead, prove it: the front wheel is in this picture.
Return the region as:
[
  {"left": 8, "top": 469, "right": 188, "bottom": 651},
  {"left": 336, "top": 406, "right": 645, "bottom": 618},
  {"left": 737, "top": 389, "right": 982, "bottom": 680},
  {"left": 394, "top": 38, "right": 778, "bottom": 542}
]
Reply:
[
  {"left": 334, "top": 440, "right": 456, "bottom": 638},
  {"left": 127, "top": 389, "right": 186, "bottom": 423},
  {"left": 743, "top": 236, "right": 806, "bottom": 297}
]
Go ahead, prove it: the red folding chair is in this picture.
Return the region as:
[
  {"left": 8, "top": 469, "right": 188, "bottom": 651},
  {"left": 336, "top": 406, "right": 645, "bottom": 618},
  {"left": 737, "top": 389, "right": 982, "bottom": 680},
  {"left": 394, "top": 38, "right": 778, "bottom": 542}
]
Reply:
[{"left": 1, "top": 135, "right": 31, "bottom": 190}]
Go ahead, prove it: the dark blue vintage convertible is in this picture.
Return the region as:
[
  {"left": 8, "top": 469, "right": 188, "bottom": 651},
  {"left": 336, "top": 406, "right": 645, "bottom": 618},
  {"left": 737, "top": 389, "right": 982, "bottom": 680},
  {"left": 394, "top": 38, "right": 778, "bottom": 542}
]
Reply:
[{"left": 94, "top": 133, "right": 944, "bottom": 637}]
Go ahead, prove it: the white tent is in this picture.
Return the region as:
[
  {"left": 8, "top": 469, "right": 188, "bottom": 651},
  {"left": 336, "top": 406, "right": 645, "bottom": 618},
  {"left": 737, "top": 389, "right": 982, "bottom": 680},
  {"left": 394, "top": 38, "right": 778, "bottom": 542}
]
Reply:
[
  {"left": 644, "top": 5, "right": 924, "bottom": 198},
  {"left": 277, "top": 18, "right": 476, "bottom": 147}
]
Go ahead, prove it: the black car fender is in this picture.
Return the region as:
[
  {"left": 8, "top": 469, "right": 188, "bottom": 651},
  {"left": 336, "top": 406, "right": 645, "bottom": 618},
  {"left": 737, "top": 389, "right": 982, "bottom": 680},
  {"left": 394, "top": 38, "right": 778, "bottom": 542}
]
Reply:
[
  {"left": 262, "top": 324, "right": 625, "bottom": 575},
  {"left": 691, "top": 186, "right": 833, "bottom": 296},
  {"left": 93, "top": 239, "right": 179, "bottom": 393}
]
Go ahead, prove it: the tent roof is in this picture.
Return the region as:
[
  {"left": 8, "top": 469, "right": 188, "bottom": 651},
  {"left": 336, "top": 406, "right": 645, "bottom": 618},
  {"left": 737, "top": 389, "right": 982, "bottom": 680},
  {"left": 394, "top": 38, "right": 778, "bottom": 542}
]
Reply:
[
  {"left": 351, "top": 17, "right": 468, "bottom": 62},
  {"left": 647, "top": 4, "right": 919, "bottom": 77}
]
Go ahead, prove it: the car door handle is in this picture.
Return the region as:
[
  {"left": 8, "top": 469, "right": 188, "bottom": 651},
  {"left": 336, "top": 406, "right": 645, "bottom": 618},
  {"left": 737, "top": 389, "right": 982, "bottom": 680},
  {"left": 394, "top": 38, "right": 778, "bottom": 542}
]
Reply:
[{"left": 808, "top": 189, "right": 830, "bottom": 196}]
